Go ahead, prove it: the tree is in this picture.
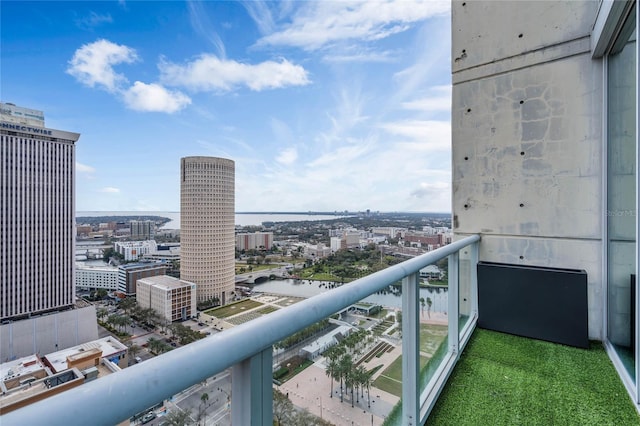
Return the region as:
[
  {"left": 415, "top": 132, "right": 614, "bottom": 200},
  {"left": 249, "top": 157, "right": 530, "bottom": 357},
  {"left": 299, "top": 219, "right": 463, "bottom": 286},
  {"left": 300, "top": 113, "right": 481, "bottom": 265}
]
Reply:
[
  {"left": 163, "top": 408, "right": 193, "bottom": 426},
  {"left": 420, "top": 297, "right": 426, "bottom": 318},
  {"left": 119, "top": 297, "right": 137, "bottom": 316},
  {"left": 97, "top": 307, "right": 108, "bottom": 322},
  {"left": 273, "top": 389, "right": 295, "bottom": 425},
  {"left": 427, "top": 297, "right": 432, "bottom": 318},
  {"left": 128, "top": 343, "right": 141, "bottom": 361},
  {"left": 198, "top": 392, "right": 209, "bottom": 424}
]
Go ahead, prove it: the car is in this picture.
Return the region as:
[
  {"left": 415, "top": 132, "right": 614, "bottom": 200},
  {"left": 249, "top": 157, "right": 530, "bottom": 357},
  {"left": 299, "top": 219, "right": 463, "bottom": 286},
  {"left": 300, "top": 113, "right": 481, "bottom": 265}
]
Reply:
[
  {"left": 141, "top": 412, "right": 156, "bottom": 424},
  {"left": 135, "top": 356, "right": 142, "bottom": 363},
  {"left": 198, "top": 322, "right": 205, "bottom": 326}
]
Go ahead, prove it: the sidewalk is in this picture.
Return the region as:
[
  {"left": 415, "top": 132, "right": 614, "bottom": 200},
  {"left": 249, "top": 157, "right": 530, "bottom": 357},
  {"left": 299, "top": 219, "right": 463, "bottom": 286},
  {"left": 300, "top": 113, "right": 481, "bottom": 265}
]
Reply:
[{"left": 277, "top": 363, "right": 399, "bottom": 426}]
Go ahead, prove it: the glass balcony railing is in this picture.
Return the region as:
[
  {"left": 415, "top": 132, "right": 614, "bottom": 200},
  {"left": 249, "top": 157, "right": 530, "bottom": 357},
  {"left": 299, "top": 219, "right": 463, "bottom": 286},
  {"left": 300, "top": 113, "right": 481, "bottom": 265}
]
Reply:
[{"left": 2, "top": 235, "right": 480, "bottom": 426}]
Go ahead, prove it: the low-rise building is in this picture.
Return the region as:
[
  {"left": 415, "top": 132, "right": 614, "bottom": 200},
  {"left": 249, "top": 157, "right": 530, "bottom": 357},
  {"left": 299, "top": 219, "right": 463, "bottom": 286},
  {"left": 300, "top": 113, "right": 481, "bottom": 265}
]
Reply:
[
  {"left": 75, "top": 264, "right": 119, "bottom": 292},
  {"left": 236, "top": 232, "right": 274, "bottom": 251},
  {"left": 117, "top": 263, "right": 167, "bottom": 296},
  {"left": 136, "top": 276, "right": 197, "bottom": 323},
  {"left": 0, "top": 336, "right": 127, "bottom": 415},
  {"left": 114, "top": 240, "right": 158, "bottom": 261}
]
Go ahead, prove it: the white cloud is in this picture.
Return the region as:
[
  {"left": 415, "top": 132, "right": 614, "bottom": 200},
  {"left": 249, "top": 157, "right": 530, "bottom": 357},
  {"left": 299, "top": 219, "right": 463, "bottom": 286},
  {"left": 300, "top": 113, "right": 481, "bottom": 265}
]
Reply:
[
  {"left": 101, "top": 187, "right": 120, "bottom": 193},
  {"left": 323, "top": 49, "right": 397, "bottom": 63},
  {"left": 402, "top": 86, "right": 451, "bottom": 112},
  {"left": 256, "top": 0, "right": 450, "bottom": 51},
  {"left": 276, "top": 147, "right": 298, "bottom": 165},
  {"left": 123, "top": 82, "right": 191, "bottom": 113},
  {"left": 410, "top": 181, "right": 450, "bottom": 198},
  {"left": 75, "top": 12, "right": 113, "bottom": 30},
  {"left": 379, "top": 120, "right": 451, "bottom": 151},
  {"left": 76, "top": 162, "right": 95, "bottom": 173},
  {"left": 67, "top": 39, "right": 138, "bottom": 92},
  {"left": 242, "top": 0, "right": 275, "bottom": 35},
  {"left": 187, "top": 0, "right": 226, "bottom": 58},
  {"left": 159, "top": 55, "right": 310, "bottom": 92}
]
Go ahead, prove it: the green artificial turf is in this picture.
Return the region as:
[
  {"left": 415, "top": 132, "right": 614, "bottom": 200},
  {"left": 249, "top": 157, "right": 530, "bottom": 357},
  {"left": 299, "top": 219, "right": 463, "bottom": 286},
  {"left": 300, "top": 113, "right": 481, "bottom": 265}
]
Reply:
[{"left": 427, "top": 329, "right": 640, "bottom": 426}]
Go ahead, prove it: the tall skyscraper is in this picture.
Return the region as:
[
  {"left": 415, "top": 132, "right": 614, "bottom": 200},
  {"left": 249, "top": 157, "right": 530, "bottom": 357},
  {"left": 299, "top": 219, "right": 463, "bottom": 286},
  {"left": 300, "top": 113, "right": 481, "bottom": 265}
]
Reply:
[
  {"left": 0, "top": 103, "right": 80, "bottom": 321},
  {"left": 180, "top": 156, "right": 235, "bottom": 305}
]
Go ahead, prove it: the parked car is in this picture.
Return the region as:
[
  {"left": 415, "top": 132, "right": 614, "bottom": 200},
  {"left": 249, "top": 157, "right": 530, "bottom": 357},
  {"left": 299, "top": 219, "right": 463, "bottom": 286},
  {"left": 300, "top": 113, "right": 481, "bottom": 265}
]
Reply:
[
  {"left": 141, "top": 412, "right": 156, "bottom": 424},
  {"left": 135, "top": 356, "right": 142, "bottom": 363}
]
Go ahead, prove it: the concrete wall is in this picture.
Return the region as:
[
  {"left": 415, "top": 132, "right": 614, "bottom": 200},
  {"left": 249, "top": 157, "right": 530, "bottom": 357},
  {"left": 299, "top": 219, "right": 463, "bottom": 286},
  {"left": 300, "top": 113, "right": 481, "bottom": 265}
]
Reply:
[
  {"left": 0, "top": 306, "right": 98, "bottom": 361},
  {"left": 451, "top": 1, "right": 604, "bottom": 339}
]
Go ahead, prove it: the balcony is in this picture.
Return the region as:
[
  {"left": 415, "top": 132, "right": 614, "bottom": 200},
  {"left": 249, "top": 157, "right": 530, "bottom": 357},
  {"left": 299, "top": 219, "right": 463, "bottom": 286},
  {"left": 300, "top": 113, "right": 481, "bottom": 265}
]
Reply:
[
  {"left": 3, "top": 234, "right": 638, "bottom": 425},
  {"left": 428, "top": 328, "right": 639, "bottom": 425}
]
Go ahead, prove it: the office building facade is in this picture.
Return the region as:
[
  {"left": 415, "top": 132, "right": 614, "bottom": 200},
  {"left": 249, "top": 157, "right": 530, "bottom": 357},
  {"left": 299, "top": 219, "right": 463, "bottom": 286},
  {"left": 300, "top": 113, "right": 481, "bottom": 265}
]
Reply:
[
  {"left": 75, "top": 265, "right": 119, "bottom": 292},
  {"left": 136, "top": 275, "right": 196, "bottom": 322},
  {"left": 0, "top": 103, "right": 80, "bottom": 321},
  {"left": 236, "top": 231, "right": 274, "bottom": 251},
  {"left": 180, "top": 156, "right": 235, "bottom": 305},
  {"left": 129, "top": 220, "right": 154, "bottom": 240},
  {"left": 117, "top": 263, "right": 167, "bottom": 296}
]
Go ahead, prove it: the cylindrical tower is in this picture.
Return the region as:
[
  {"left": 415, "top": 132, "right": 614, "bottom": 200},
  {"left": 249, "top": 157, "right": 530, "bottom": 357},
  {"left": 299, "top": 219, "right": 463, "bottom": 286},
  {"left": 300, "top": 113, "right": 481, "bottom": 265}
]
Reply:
[{"left": 180, "top": 156, "right": 235, "bottom": 305}]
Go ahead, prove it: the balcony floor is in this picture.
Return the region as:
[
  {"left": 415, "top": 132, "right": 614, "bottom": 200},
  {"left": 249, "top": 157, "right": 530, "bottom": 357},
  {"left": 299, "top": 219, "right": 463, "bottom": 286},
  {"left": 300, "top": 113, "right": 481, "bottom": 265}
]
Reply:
[{"left": 428, "top": 329, "right": 639, "bottom": 425}]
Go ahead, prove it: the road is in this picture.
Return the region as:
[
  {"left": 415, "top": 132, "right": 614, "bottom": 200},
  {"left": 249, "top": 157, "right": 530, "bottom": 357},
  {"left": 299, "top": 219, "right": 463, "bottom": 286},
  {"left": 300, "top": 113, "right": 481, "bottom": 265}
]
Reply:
[{"left": 131, "top": 371, "right": 233, "bottom": 426}]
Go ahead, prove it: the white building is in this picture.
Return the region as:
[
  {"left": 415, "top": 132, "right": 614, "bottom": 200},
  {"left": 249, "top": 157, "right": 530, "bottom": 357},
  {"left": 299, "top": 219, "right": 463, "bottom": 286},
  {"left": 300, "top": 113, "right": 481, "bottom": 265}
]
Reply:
[
  {"left": 371, "top": 227, "right": 408, "bottom": 239},
  {"left": 180, "top": 156, "right": 235, "bottom": 305},
  {"left": 0, "top": 103, "right": 80, "bottom": 321},
  {"left": 75, "top": 264, "right": 119, "bottom": 291},
  {"left": 419, "top": 265, "right": 444, "bottom": 281},
  {"left": 136, "top": 276, "right": 197, "bottom": 323},
  {"left": 330, "top": 237, "right": 343, "bottom": 252},
  {"left": 305, "top": 244, "right": 332, "bottom": 259},
  {"left": 114, "top": 240, "right": 158, "bottom": 261}
]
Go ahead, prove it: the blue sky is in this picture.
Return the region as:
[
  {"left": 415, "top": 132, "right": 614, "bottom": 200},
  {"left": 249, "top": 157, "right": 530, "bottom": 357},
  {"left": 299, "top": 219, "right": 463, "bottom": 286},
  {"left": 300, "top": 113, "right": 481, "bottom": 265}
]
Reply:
[{"left": 1, "top": 0, "right": 452, "bottom": 212}]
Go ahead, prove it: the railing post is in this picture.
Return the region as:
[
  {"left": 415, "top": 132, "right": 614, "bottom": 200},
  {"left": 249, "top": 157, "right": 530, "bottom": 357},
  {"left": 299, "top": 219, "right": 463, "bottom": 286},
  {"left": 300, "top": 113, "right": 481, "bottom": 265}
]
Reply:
[
  {"left": 402, "top": 272, "right": 420, "bottom": 425},
  {"left": 470, "top": 241, "right": 479, "bottom": 318},
  {"left": 448, "top": 252, "right": 459, "bottom": 354},
  {"left": 231, "top": 346, "right": 273, "bottom": 425}
]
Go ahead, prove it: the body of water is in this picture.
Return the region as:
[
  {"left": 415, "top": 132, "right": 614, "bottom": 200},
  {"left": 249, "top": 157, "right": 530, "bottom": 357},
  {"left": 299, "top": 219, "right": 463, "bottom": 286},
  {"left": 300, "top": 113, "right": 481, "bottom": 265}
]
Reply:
[
  {"left": 252, "top": 279, "right": 448, "bottom": 312},
  {"left": 76, "top": 211, "right": 348, "bottom": 229}
]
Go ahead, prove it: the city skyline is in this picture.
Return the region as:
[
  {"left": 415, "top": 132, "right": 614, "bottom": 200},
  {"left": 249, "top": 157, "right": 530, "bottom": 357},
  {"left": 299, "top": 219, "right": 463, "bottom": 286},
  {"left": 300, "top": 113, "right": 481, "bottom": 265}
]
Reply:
[{"left": 1, "top": 1, "right": 452, "bottom": 213}]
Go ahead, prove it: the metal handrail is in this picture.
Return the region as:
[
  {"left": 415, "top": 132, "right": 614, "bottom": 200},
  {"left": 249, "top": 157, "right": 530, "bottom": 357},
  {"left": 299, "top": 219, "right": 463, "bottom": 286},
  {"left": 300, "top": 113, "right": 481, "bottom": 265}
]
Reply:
[{"left": 3, "top": 235, "right": 480, "bottom": 426}]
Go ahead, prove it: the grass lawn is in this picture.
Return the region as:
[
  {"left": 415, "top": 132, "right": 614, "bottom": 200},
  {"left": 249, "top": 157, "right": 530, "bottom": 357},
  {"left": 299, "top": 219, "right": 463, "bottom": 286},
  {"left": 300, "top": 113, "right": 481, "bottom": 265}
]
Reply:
[
  {"left": 235, "top": 263, "right": 274, "bottom": 273},
  {"left": 427, "top": 329, "right": 640, "bottom": 425},
  {"left": 374, "top": 355, "right": 429, "bottom": 397},
  {"left": 205, "top": 299, "right": 264, "bottom": 318},
  {"left": 257, "top": 305, "right": 279, "bottom": 315},
  {"left": 420, "top": 324, "right": 448, "bottom": 354},
  {"left": 373, "top": 324, "right": 448, "bottom": 397}
]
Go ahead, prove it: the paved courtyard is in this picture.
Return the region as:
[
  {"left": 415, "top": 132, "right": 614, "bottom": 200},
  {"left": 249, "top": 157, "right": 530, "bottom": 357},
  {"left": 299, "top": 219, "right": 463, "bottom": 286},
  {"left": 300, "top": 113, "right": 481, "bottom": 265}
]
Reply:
[{"left": 277, "top": 358, "right": 399, "bottom": 426}]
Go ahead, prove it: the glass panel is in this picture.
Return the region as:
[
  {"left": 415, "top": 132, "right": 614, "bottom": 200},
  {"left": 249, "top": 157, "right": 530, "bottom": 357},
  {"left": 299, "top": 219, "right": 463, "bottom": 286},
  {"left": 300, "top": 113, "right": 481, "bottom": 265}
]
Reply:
[
  {"left": 416, "top": 260, "right": 450, "bottom": 422},
  {"left": 607, "top": 8, "right": 637, "bottom": 382}
]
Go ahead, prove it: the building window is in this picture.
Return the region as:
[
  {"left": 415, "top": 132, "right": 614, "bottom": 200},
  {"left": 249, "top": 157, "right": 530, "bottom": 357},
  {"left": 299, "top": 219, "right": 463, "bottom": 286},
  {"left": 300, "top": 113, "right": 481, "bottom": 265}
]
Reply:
[{"left": 606, "top": 4, "right": 637, "bottom": 384}]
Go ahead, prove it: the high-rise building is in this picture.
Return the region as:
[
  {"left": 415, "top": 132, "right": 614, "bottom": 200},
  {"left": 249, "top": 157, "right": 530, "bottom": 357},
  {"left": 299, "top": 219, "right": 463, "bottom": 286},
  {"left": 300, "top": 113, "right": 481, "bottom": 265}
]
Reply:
[
  {"left": 0, "top": 102, "right": 80, "bottom": 321},
  {"left": 130, "top": 220, "right": 154, "bottom": 239},
  {"left": 180, "top": 156, "right": 235, "bottom": 305}
]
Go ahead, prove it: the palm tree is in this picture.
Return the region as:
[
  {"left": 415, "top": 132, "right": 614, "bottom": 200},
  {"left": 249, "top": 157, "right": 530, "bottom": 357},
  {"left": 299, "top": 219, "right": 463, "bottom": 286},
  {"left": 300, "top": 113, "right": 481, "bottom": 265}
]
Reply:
[
  {"left": 338, "top": 354, "right": 352, "bottom": 403},
  {"left": 420, "top": 297, "right": 426, "bottom": 317},
  {"left": 427, "top": 297, "right": 433, "bottom": 318},
  {"left": 324, "top": 345, "right": 342, "bottom": 398},
  {"left": 97, "top": 307, "right": 108, "bottom": 322}
]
